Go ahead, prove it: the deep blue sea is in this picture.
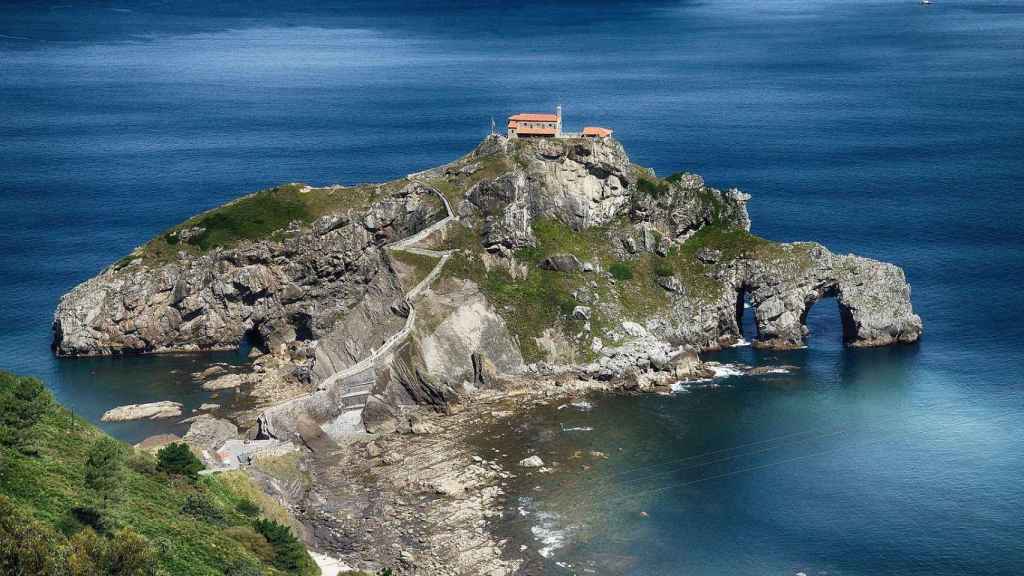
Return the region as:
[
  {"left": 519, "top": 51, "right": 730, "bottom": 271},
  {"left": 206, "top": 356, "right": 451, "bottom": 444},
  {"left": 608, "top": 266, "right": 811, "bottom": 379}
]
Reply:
[{"left": 2, "top": 1, "right": 1022, "bottom": 574}]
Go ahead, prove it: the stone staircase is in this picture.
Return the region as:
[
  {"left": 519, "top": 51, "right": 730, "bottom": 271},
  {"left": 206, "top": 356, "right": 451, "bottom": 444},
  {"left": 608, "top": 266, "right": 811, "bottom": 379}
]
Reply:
[{"left": 257, "top": 175, "right": 457, "bottom": 440}]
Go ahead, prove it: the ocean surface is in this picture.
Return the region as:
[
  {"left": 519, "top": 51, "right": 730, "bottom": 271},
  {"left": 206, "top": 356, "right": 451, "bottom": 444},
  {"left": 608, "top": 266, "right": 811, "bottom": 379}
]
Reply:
[{"left": 2, "top": 1, "right": 1022, "bottom": 573}]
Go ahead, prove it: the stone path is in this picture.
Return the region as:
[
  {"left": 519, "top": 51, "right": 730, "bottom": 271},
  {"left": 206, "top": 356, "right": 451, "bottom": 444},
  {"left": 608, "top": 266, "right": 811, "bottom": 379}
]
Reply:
[{"left": 260, "top": 175, "right": 457, "bottom": 435}]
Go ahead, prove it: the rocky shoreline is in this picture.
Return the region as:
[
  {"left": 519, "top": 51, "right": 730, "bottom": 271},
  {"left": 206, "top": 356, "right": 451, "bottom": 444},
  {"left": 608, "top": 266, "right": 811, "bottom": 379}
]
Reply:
[{"left": 224, "top": 360, "right": 788, "bottom": 575}]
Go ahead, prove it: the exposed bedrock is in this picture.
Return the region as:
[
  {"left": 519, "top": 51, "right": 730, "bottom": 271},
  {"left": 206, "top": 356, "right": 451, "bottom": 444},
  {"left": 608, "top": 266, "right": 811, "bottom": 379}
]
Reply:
[
  {"left": 52, "top": 182, "right": 441, "bottom": 358},
  {"left": 654, "top": 244, "right": 923, "bottom": 350},
  {"left": 462, "top": 136, "right": 635, "bottom": 252},
  {"left": 739, "top": 247, "right": 923, "bottom": 348}
]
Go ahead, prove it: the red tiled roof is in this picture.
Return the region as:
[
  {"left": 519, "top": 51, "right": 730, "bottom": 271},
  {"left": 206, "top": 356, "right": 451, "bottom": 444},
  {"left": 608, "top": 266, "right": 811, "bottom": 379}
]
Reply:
[
  {"left": 582, "top": 126, "right": 613, "bottom": 137},
  {"left": 514, "top": 125, "right": 558, "bottom": 135},
  {"left": 509, "top": 113, "right": 559, "bottom": 122}
]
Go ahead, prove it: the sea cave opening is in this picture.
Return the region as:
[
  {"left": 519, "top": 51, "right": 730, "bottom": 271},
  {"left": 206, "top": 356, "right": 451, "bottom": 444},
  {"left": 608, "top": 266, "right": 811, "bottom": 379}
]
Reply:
[
  {"left": 800, "top": 289, "right": 856, "bottom": 349},
  {"left": 735, "top": 287, "right": 757, "bottom": 343}
]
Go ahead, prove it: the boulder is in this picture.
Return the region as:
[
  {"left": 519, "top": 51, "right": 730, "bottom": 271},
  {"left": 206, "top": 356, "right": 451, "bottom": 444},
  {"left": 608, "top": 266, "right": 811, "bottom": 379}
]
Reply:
[{"left": 538, "top": 254, "right": 584, "bottom": 272}]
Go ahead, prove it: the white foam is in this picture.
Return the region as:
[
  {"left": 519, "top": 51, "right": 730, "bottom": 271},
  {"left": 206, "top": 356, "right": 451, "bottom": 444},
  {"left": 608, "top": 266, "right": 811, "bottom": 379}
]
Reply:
[
  {"left": 731, "top": 338, "right": 751, "bottom": 347},
  {"left": 531, "top": 512, "right": 569, "bottom": 558},
  {"left": 560, "top": 425, "right": 594, "bottom": 432},
  {"left": 709, "top": 363, "right": 744, "bottom": 378},
  {"left": 557, "top": 400, "right": 593, "bottom": 411},
  {"left": 670, "top": 363, "right": 744, "bottom": 393}
]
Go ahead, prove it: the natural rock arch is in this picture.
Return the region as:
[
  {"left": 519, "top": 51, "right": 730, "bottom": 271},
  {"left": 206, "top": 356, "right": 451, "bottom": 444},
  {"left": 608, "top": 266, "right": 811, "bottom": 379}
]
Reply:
[{"left": 733, "top": 246, "right": 922, "bottom": 349}]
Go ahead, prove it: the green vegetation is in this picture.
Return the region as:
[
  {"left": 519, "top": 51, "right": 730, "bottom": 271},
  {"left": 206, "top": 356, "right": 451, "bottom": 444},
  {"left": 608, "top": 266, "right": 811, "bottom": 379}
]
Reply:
[
  {"left": 0, "top": 372, "right": 50, "bottom": 452},
  {"left": 156, "top": 443, "right": 204, "bottom": 480},
  {"left": 388, "top": 249, "right": 441, "bottom": 292},
  {"left": 84, "top": 437, "right": 126, "bottom": 508},
  {"left": 609, "top": 262, "right": 633, "bottom": 281},
  {"left": 253, "top": 519, "right": 317, "bottom": 575},
  {"left": 0, "top": 370, "right": 318, "bottom": 576},
  {"left": 131, "top": 181, "right": 403, "bottom": 266},
  {"left": 425, "top": 152, "right": 512, "bottom": 212},
  {"left": 635, "top": 175, "right": 671, "bottom": 198}
]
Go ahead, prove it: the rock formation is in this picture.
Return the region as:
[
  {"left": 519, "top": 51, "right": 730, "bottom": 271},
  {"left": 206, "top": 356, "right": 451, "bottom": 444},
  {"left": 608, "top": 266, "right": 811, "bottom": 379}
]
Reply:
[
  {"left": 55, "top": 133, "right": 922, "bottom": 435},
  {"left": 100, "top": 401, "right": 183, "bottom": 422}
]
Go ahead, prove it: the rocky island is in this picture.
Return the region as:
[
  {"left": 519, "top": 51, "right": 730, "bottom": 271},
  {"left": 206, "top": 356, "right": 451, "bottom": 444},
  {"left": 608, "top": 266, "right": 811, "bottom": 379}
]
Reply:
[{"left": 52, "top": 133, "right": 922, "bottom": 574}]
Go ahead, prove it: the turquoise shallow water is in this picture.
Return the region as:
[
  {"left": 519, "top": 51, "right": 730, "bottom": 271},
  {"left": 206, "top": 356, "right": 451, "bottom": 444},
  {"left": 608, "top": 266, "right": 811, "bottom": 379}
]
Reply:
[{"left": 1, "top": 1, "right": 1023, "bottom": 572}]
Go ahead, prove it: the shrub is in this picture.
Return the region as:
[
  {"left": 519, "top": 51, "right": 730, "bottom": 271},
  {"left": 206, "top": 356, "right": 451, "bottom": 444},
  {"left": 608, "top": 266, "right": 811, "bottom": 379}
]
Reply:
[
  {"left": 181, "top": 493, "right": 226, "bottom": 525},
  {"left": 85, "top": 437, "right": 126, "bottom": 505},
  {"left": 609, "top": 262, "right": 634, "bottom": 281},
  {"left": 107, "top": 529, "right": 159, "bottom": 576},
  {"left": 0, "top": 495, "right": 65, "bottom": 576},
  {"left": 224, "top": 526, "right": 274, "bottom": 563},
  {"left": 126, "top": 450, "right": 156, "bottom": 475},
  {"left": 636, "top": 176, "right": 670, "bottom": 198},
  {"left": 69, "top": 527, "right": 158, "bottom": 576},
  {"left": 71, "top": 505, "right": 110, "bottom": 534},
  {"left": 253, "top": 518, "right": 315, "bottom": 575},
  {"left": 236, "top": 498, "right": 261, "bottom": 517},
  {"left": 653, "top": 261, "right": 674, "bottom": 278},
  {"left": 0, "top": 373, "right": 51, "bottom": 450},
  {"left": 156, "top": 443, "right": 204, "bottom": 480}
]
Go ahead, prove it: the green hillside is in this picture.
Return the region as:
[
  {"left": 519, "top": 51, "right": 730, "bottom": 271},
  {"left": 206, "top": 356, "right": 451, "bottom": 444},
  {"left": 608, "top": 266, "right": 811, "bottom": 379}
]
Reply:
[{"left": 0, "top": 370, "right": 318, "bottom": 576}]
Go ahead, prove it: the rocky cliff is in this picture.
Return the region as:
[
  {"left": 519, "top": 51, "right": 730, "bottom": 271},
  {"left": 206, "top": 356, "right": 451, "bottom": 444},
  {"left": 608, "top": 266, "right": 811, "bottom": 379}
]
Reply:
[
  {"left": 54, "top": 134, "right": 921, "bottom": 431},
  {"left": 53, "top": 180, "right": 444, "bottom": 366}
]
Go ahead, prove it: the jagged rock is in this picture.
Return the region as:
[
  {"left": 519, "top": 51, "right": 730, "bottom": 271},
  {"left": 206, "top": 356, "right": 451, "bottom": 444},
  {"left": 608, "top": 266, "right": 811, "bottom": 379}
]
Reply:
[
  {"left": 621, "top": 321, "right": 647, "bottom": 338},
  {"left": 669, "top": 349, "right": 704, "bottom": 378},
  {"left": 538, "top": 253, "right": 583, "bottom": 272},
  {"left": 362, "top": 394, "right": 400, "bottom": 435},
  {"left": 464, "top": 137, "right": 634, "bottom": 233},
  {"left": 655, "top": 275, "right": 682, "bottom": 292},
  {"left": 648, "top": 350, "right": 670, "bottom": 371},
  {"left": 101, "top": 401, "right": 182, "bottom": 422},
  {"left": 696, "top": 247, "right": 721, "bottom": 264},
  {"left": 572, "top": 306, "right": 591, "bottom": 320}
]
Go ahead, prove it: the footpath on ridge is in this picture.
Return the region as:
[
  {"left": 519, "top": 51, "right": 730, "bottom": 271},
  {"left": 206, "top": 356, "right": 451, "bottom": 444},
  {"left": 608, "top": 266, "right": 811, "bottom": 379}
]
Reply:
[{"left": 255, "top": 171, "right": 456, "bottom": 442}]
